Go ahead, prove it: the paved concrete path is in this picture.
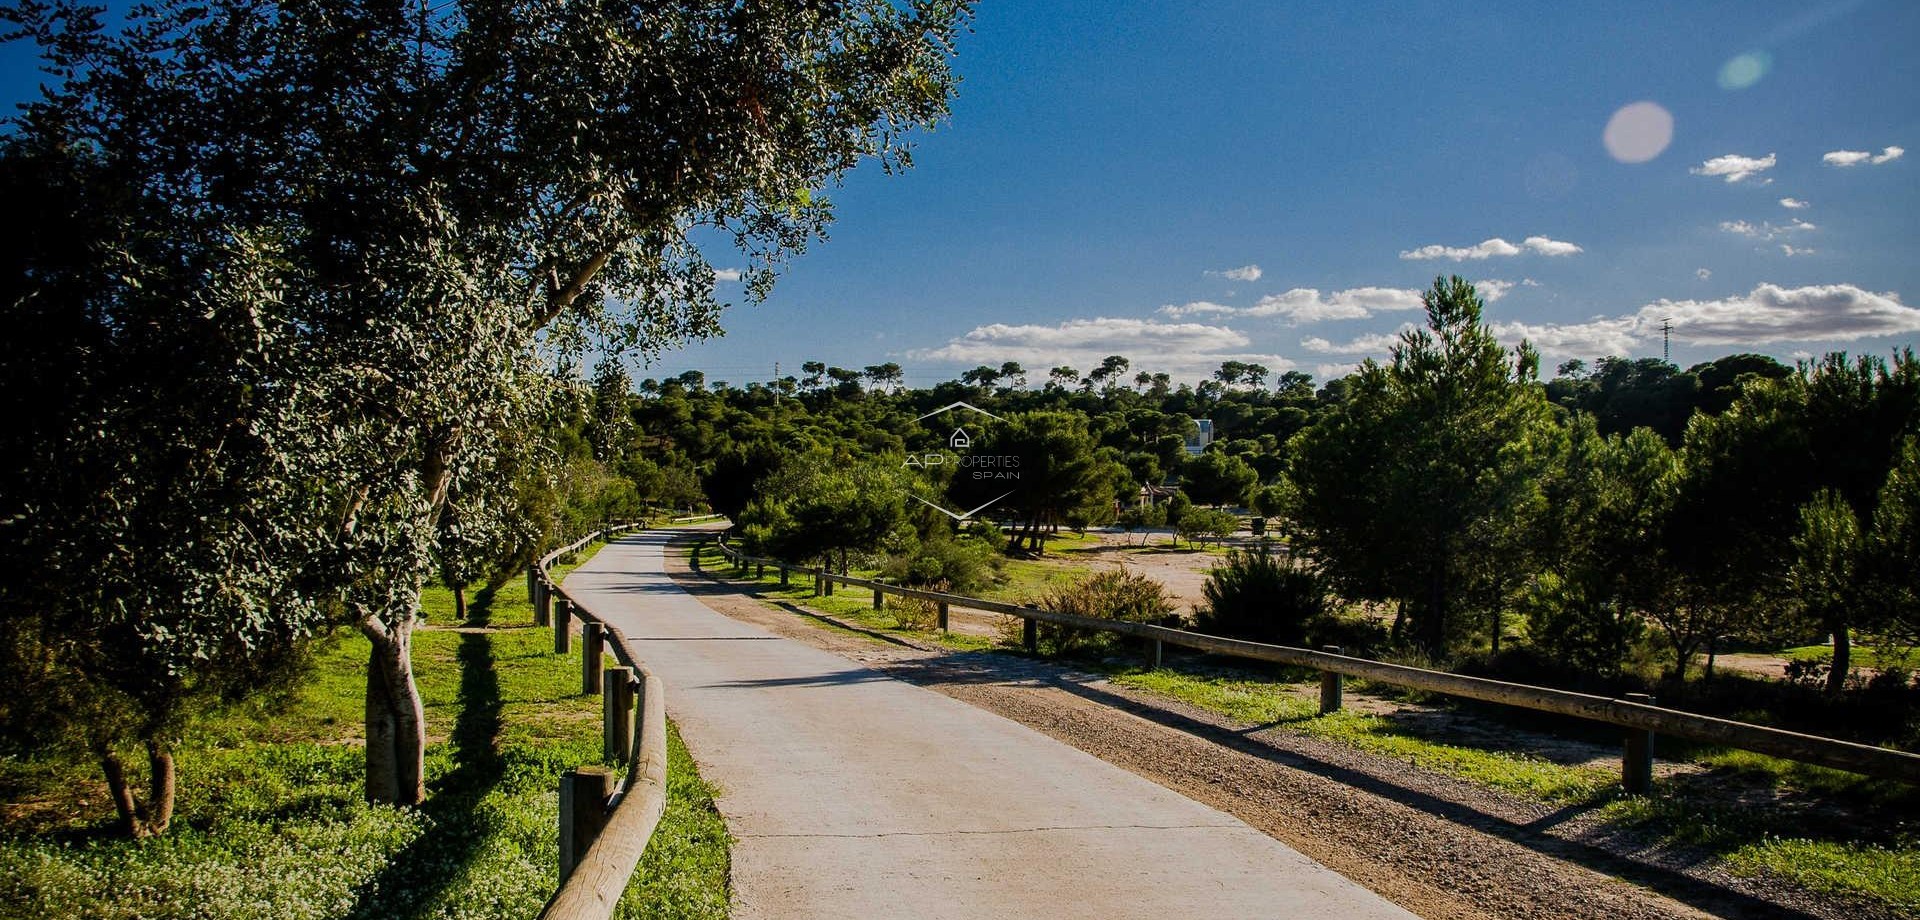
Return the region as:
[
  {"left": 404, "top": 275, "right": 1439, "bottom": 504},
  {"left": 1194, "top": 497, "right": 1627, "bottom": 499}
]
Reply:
[{"left": 566, "top": 531, "right": 1415, "bottom": 920}]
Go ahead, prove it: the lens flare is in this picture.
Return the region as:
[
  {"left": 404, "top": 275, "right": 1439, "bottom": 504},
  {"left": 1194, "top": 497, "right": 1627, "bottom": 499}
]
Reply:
[
  {"left": 1718, "top": 51, "right": 1773, "bottom": 90},
  {"left": 1602, "top": 101, "right": 1674, "bottom": 164}
]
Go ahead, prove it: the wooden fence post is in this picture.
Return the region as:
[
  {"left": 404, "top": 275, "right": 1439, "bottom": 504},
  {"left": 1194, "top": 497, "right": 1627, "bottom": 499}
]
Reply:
[
  {"left": 1320, "top": 646, "right": 1344, "bottom": 714},
  {"left": 554, "top": 598, "right": 572, "bottom": 655},
  {"left": 873, "top": 586, "right": 884, "bottom": 610},
  {"left": 527, "top": 565, "right": 537, "bottom": 604},
  {"left": 824, "top": 575, "right": 834, "bottom": 597},
  {"left": 535, "top": 579, "right": 551, "bottom": 627},
  {"left": 757, "top": 562, "right": 765, "bottom": 579},
  {"left": 1623, "top": 692, "right": 1656, "bottom": 794},
  {"left": 1150, "top": 638, "right": 1163, "bottom": 670},
  {"left": 937, "top": 601, "right": 950, "bottom": 633},
  {"left": 813, "top": 572, "right": 823, "bottom": 597},
  {"left": 603, "top": 667, "right": 633, "bottom": 763},
  {"left": 780, "top": 566, "right": 790, "bottom": 587},
  {"left": 1023, "top": 615, "right": 1038, "bottom": 653},
  {"left": 557, "top": 766, "right": 617, "bottom": 883},
  {"left": 691, "top": 540, "right": 703, "bottom": 571},
  {"left": 582, "top": 622, "right": 604, "bottom": 696}
]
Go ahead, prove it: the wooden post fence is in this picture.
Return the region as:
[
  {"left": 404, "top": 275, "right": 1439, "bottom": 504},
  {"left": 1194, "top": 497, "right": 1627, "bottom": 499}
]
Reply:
[
  {"left": 1320, "top": 646, "right": 1344, "bottom": 714},
  {"left": 603, "top": 667, "right": 633, "bottom": 764},
  {"left": 704, "top": 533, "right": 1920, "bottom": 790},
  {"left": 582, "top": 622, "right": 604, "bottom": 696},
  {"left": 557, "top": 767, "right": 617, "bottom": 883},
  {"left": 554, "top": 598, "right": 572, "bottom": 655},
  {"left": 1623, "top": 692, "right": 1656, "bottom": 794}
]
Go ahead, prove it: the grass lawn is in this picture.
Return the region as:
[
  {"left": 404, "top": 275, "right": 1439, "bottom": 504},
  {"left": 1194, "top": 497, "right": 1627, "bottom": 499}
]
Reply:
[{"left": 0, "top": 544, "right": 731, "bottom": 920}]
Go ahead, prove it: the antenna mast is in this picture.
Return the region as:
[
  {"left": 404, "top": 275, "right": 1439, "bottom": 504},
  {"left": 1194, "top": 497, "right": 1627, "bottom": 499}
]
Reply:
[{"left": 1660, "top": 318, "right": 1673, "bottom": 363}]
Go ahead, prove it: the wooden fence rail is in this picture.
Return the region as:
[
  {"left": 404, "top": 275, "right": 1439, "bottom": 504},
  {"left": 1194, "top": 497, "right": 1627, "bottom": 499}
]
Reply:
[
  {"left": 533, "top": 523, "right": 674, "bottom": 920},
  {"left": 707, "top": 535, "right": 1920, "bottom": 790}
]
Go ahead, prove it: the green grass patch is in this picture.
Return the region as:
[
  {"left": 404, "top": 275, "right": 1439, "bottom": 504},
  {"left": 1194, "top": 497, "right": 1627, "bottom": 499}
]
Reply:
[
  {"left": 688, "top": 543, "right": 1002, "bottom": 655},
  {"left": 978, "top": 557, "right": 1087, "bottom": 604},
  {"left": 0, "top": 544, "right": 730, "bottom": 920},
  {"left": 1111, "top": 658, "right": 1915, "bottom": 911},
  {"left": 1776, "top": 644, "right": 1915, "bottom": 671},
  {"left": 1600, "top": 795, "right": 1920, "bottom": 913},
  {"left": 1725, "top": 838, "right": 1920, "bottom": 912},
  {"left": 1108, "top": 666, "right": 1609, "bottom": 802}
]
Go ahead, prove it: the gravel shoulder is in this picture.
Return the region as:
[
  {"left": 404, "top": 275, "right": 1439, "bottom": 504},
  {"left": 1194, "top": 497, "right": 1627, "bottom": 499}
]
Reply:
[{"left": 667, "top": 536, "right": 1881, "bottom": 920}]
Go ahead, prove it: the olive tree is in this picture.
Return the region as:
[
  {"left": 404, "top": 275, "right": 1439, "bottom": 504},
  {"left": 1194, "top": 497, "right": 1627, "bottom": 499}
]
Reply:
[{"left": 6, "top": 0, "right": 970, "bottom": 806}]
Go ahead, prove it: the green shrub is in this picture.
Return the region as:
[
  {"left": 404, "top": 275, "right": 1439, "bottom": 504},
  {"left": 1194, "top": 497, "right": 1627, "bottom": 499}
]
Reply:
[
  {"left": 1194, "top": 550, "right": 1329, "bottom": 647},
  {"left": 1025, "top": 569, "right": 1176, "bottom": 656},
  {"left": 1520, "top": 571, "right": 1643, "bottom": 678},
  {"left": 882, "top": 534, "right": 1001, "bottom": 594},
  {"left": 889, "top": 595, "right": 941, "bottom": 631},
  {"left": 1177, "top": 508, "right": 1239, "bottom": 546}
]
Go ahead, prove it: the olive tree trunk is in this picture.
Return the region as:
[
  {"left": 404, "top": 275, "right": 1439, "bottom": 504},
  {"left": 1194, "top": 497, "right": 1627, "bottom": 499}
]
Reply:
[
  {"left": 97, "top": 737, "right": 176, "bottom": 837},
  {"left": 362, "top": 616, "right": 426, "bottom": 805}
]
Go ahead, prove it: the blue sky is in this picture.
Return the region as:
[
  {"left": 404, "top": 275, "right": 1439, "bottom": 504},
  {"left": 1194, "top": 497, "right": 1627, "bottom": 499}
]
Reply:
[{"left": 8, "top": 0, "right": 1916, "bottom": 386}]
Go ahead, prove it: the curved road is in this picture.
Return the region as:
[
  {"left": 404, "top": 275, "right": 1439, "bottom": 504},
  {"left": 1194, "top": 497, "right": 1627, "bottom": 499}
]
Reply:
[{"left": 566, "top": 530, "right": 1414, "bottom": 920}]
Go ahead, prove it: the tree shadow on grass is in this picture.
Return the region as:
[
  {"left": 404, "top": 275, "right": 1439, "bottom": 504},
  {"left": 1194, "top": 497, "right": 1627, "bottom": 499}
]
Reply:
[{"left": 346, "top": 585, "right": 507, "bottom": 920}]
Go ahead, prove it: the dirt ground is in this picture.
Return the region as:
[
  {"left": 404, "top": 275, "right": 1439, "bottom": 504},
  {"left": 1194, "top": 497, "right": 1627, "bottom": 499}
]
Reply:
[
  {"left": 666, "top": 537, "right": 1882, "bottom": 920},
  {"left": 1027, "top": 528, "right": 1225, "bottom": 614}
]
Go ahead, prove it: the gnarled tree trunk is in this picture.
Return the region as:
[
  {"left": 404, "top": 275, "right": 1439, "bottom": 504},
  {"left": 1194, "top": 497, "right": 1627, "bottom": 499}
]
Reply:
[
  {"left": 97, "top": 738, "right": 176, "bottom": 837},
  {"left": 362, "top": 616, "right": 426, "bottom": 805}
]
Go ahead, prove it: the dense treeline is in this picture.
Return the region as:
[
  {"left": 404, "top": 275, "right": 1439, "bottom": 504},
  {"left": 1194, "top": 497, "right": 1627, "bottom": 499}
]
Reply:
[{"left": 594, "top": 278, "right": 1919, "bottom": 744}]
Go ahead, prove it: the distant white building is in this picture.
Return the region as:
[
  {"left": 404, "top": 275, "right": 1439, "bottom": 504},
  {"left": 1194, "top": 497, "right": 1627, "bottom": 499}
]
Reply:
[{"left": 1184, "top": 419, "right": 1214, "bottom": 456}]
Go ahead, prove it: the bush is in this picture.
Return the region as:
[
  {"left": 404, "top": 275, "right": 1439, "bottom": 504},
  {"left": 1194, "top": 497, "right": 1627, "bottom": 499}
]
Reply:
[
  {"left": 889, "top": 595, "right": 940, "bottom": 631},
  {"left": 1023, "top": 569, "right": 1176, "bottom": 656},
  {"left": 1194, "top": 550, "right": 1329, "bottom": 647},
  {"left": 882, "top": 534, "right": 1001, "bottom": 594},
  {"left": 1178, "top": 508, "right": 1238, "bottom": 547},
  {"left": 1520, "top": 572, "right": 1644, "bottom": 679}
]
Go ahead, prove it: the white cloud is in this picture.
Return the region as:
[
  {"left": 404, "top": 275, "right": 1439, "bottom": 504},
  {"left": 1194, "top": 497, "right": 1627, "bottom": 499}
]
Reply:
[
  {"left": 1492, "top": 318, "right": 1643, "bottom": 359},
  {"left": 1690, "top": 152, "right": 1777, "bottom": 183},
  {"left": 1697, "top": 268, "right": 1713, "bottom": 280},
  {"left": 713, "top": 268, "right": 744, "bottom": 281},
  {"left": 1649, "top": 284, "right": 1916, "bottom": 344},
  {"left": 1159, "top": 286, "right": 1424, "bottom": 323},
  {"left": 1780, "top": 244, "right": 1815, "bottom": 257},
  {"left": 1718, "top": 218, "right": 1816, "bottom": 240},
  {"left": 1495, "top": 283, "right": 1920, "bottom": 357},
  {"left": 1207, "top": 264, "right": 1263, "bottom": 282},
  {"left": 1521, "top": 236, "right": 1583, "bottom": 257},
  {"left": 1779, "top": 197, "right": 1809, "bottom": 209},
  {"left": 909, "top": 317, "right": 1292, "bottom": 377},
  {"left": 1475, "top": 279, "right": 1516, "bottom": 302},
  {"left": 1314, "top": 362, "right": 1361, "bottom": 379},
  {"left": 1400, "top": 238, "right": 1520, "bottom": 261},
  {"left": 1399, "top": 235, "right": 1582, "bottom": 261},
  {"left": 1823, "top": 146, "right": 1904, "bottom": 167},
  {"left": 1301, "top": 327, "right": 1414, "bottom": 355}
]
